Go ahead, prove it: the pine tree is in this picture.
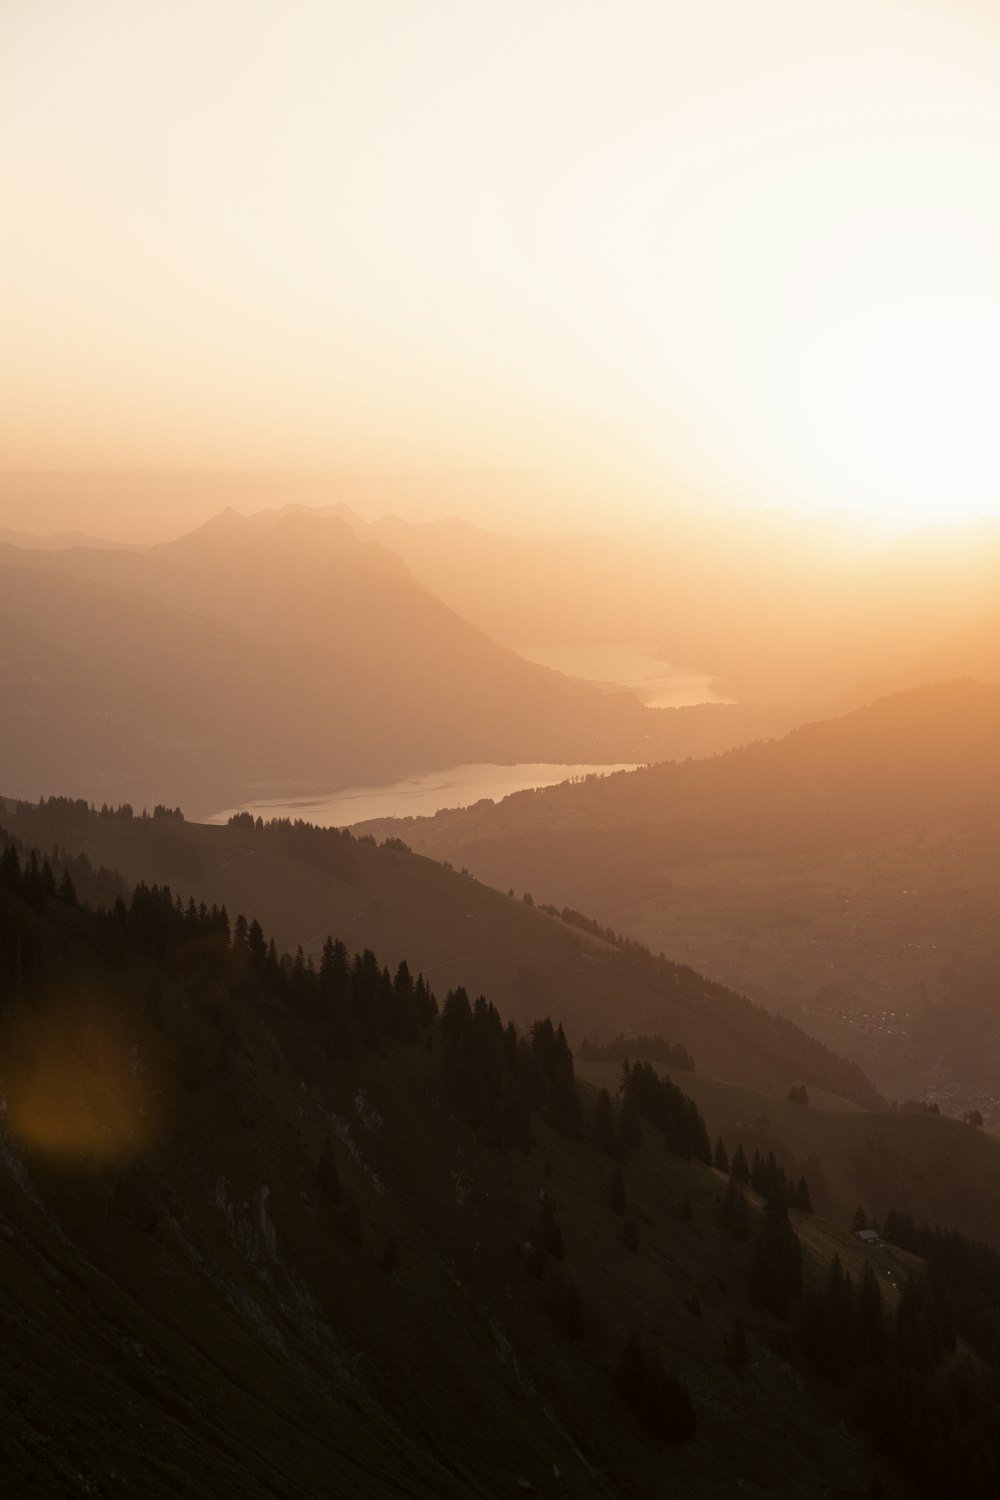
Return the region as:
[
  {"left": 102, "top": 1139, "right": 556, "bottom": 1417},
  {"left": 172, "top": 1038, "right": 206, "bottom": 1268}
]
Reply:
[
  {"left": 593, "top": 1087, "right": 616, "bottom": 1148},
  {"left": 792, "top": 1175, "right": 814, "bottom": 1214},
  {"left": 731, "top": 1142, "right": 750, "bottom": 1185},
  {"left": 748, "top": 1188, "right": 802, "bottom": 1318},
  {"left": 858, "top": 1262, "right": 888, "bottom": 1364},
  {"left": 721, "top": 1173, "right": 751, "bottom": 1241},
  {"left": 618, "top": 1097, "right": 642, "bottom": 1153}
]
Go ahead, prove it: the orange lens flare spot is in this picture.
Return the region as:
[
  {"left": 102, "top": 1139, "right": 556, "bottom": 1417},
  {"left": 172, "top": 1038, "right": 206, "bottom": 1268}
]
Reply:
[{"left": 2, "top": 1005, "right": 154, "bottom": 1161}]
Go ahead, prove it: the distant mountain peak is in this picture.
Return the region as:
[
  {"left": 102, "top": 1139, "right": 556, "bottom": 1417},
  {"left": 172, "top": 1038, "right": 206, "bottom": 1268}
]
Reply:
[
  {"left": 198, "top": 504, "right": 247, "bottom": 528},
  {"left": 263, "top": 506, "right": 413, "bottom": 577},
  {"left": 249, "top": 500, "right": 368, "bottom": 531},
  {"left": 153, "top": 505, "right": 255, "bottom": 558},
  {"left": 271, "top": 506, "right": 354, "bottom": 537},
  {"left": 0, "top": 527, "right": 143, "bottom": 553}
]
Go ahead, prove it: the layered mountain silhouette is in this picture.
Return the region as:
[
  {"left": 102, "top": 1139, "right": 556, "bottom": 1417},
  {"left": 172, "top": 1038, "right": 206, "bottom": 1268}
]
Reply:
[
  {"left": 844, "top": 608, "right": 1000, "bottom": 708},
  {"left": 8, "top": 493, "right": 1000, "bottom": 709},
  {"left": 0, "top": 510, "right": 797, "bottom": 813},
  {"left": 2, "top": 794, "right": 879, "bottom": 1108},
  {"left": 357, "top": 681, "right": 1000, "bottom": 1105},
  {"left": 276, "top": 503, "right": 1000, "bottom": 704},
  {"left": 0, "top": 561, "right": 464, "bottom": 812},
  {"left": 357, "top": 680, "right": 1000, "bottom": 868},
  {"left": 2, "top": 815, "right": 999, "bottom": 1498}
]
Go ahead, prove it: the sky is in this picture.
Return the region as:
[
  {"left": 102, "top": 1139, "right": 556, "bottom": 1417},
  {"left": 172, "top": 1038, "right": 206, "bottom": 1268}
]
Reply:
[{"left": 4, "top": 0, "right": 1000, "bottom": 540}]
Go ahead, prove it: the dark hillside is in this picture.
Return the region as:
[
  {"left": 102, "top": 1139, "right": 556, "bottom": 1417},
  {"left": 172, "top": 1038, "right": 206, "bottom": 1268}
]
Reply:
[
  {"left": 357, "top": 682, "right": 1000, "bottom": 1109},
  {"left": 2, "top": 797, "right": 881, "bottom": 1109},
  {"left": 0, "top": 829, "right": 906, "bottom": 1498},
  {"left": 579, "top": 1062, "right": 1000, "bottom": 1250}
]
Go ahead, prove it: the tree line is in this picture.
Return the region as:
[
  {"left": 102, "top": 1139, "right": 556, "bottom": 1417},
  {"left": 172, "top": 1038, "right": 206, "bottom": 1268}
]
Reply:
[{"left": 577, "top": 1032, "right": 695, "bottom": 1071}]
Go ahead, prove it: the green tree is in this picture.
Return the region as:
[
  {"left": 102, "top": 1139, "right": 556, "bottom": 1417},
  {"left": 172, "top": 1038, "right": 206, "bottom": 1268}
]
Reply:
[
  {"left": 618, "top": 1096, "right": 642, "bottom": 1153},
  {"left": 593, "top": 1087, "right": 616, "bottom": 1147},
  {"left": 721, "top": 1173, "right": 750, "bottom": 1241},
  {"left": 791, "top": 1175, "right": 814, "bottom": 1214},
  {"left": 748, "top": 1188, "right": 802, "bottom": 1318}
]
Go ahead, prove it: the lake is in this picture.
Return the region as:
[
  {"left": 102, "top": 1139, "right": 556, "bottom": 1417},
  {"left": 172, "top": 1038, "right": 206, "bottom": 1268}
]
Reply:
[
  {"left": 513, "top": 644, "right": 728, "bottom": 708},
  {"left": 208, "top": 761, "right": 640, "bottom": 829},
  {"left": 206, "top": 646, "right": 719, "bottom": 828}
]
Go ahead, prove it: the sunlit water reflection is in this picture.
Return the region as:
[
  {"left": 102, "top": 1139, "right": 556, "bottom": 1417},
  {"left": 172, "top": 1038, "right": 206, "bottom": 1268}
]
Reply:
[
  {"left": 209, "top": 761, "right": 640, "bottom": 828},
  {"left": 513, "top": 644, "right": 727, "bottom": 708}
]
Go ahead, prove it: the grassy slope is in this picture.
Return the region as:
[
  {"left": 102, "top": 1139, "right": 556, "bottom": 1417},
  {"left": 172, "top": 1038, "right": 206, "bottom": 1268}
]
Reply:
[
  {"left": 354, "top": 683, "right": 1000, "bottom": 1110},
  {"left": 16, "top": 803, "right": 1000, "bottom": 1246},
  {"left": 579, "top": 1061, "right": 1000, "bottom": 1248},
  {"left": 1, "top": 800, "right": 878, "bottom": 1107},
  {"left": 0, "top": 893, "right": 906, "bottom": 1499}
]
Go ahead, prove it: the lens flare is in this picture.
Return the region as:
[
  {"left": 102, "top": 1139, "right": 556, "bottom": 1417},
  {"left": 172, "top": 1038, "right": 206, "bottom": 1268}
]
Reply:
[{"left": 1, "top": 997, "right": 156, "bottom": 1161}]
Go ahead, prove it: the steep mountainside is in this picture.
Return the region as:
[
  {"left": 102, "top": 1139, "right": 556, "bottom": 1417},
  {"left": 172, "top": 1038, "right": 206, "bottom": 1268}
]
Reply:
[
  {"left": 271, "top": 503, "right": 1000, "bottom": 704},
  {"left": 0, "top": 563, "right": 470, "bottom": 812},
  {"left": 0, "top": 507, "right": 592, "bottom": 744},
  {"left": 356, "top": 682, "right": 1000, "bottom": 1109},
  {"left": 578, "top": 1062, "right": 1000, "bottom": 1251},
  {"left": 0, "top": 826, "right": 920, "bottom": 1499},
  {"left": 0, "top": 511, "right": 796, "bottom": 798},
  {"left": 359, "top": 681, "right": 1000, "bottom": 847},
  {"left": 843, "top": 609, "right": 1000, "bottom": 708},
  {"left": 1, "top": 798, "right": 880, "bottom": 1110}
]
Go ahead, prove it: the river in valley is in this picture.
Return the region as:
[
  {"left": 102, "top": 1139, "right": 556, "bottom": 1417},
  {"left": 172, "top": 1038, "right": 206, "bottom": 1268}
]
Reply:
[
  {"left": 208, "top": 761, "right": 640, "bottom": 829},
  {"left": 208, "top": 648, "right": 718, "bottom": 828}
]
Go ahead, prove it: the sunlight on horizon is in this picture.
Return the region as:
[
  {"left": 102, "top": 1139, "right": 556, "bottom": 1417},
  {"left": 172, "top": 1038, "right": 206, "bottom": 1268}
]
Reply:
[
  {"left": 795, "top": 314, "right": 1000, "bottom": 530},
  {"left": 4, "top": 0, "right": 1000, "bottom": 538}
]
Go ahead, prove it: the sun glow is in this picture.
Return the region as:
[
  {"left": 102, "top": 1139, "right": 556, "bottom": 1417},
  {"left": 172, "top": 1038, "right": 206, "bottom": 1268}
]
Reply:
[
  {"left": 4, "top": 1, "right": 1000, "bottom": 536},
  {"left": 797, "top": 314, "right": 1000, "bottom": 531}
]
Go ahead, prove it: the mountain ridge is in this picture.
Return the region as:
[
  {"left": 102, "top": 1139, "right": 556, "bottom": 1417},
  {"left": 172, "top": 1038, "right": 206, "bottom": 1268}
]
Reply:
[
  {"left": 4, "top": 812, "right": 1000, "bottom": 1497},
  {"left": 353, "top": 680, "right": 1000, "bottom": 1109},
  {"left": 0, "top": 513, "right": 805, "bottom": 812},
  {"left": 2, "top": 794, "right": 882, "bottom": 1111}
]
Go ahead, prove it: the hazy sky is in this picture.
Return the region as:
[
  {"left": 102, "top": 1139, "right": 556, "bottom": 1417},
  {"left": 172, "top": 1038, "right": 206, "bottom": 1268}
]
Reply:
[{"left": 5, "top": 0, "right": 1000, "bottom": 538}]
